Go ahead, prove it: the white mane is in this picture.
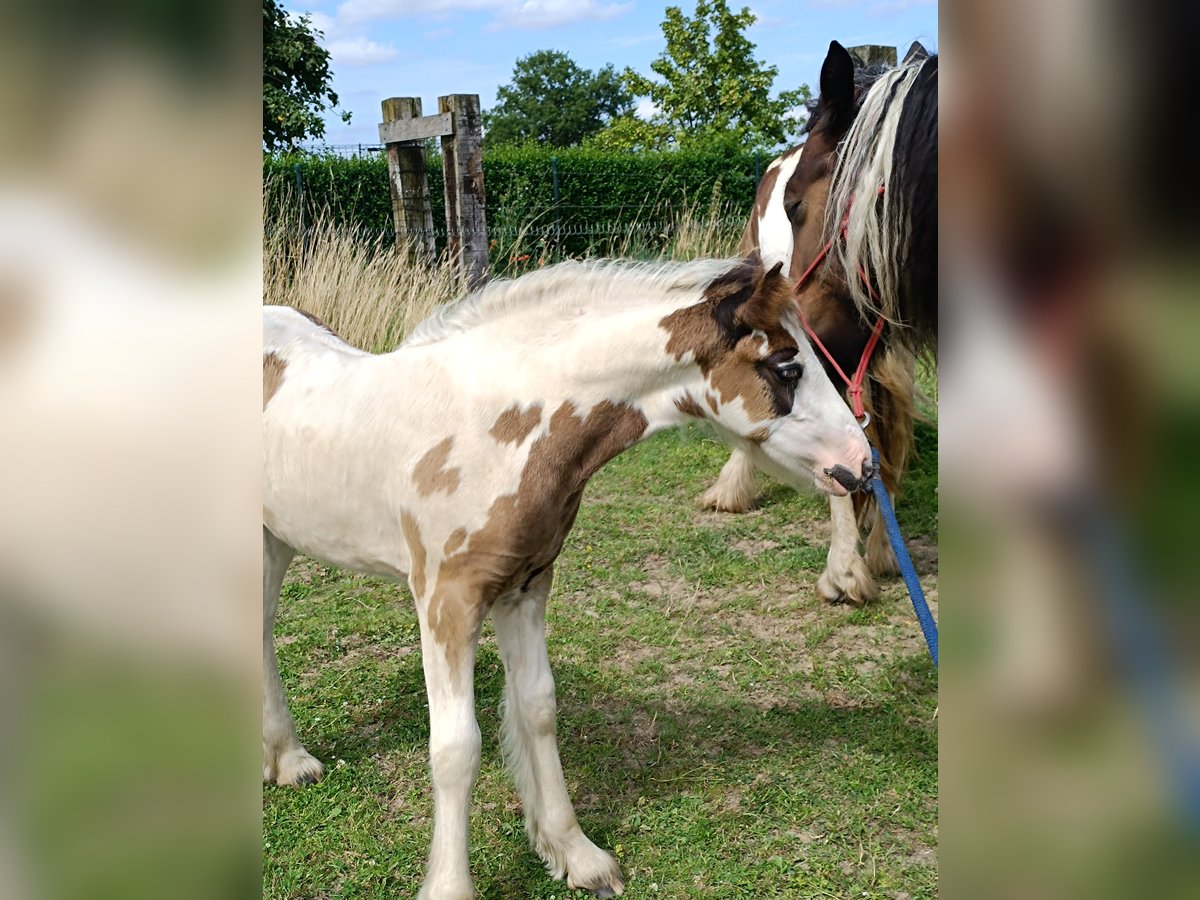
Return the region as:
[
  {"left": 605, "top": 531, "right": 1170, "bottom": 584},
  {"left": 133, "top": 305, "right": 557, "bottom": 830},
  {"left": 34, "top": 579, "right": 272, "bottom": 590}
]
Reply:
[
  {"left": 824, "top": 59, "right": 925, "bottom": 323},
  {"left": 403, "top": 257, "right": 741, "bottom": 348}
]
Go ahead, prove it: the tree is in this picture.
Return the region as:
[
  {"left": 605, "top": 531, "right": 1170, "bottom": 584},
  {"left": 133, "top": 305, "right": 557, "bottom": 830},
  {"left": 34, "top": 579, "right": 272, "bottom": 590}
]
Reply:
[
  {"left": 263, "top": 0, "right": 349, "bottom": 150},
  {"left": 484, "top": 50, "right": 634, "bottom": 148},
  {"left": 606, "top": 0, "right": 809, "bottom": 151}
]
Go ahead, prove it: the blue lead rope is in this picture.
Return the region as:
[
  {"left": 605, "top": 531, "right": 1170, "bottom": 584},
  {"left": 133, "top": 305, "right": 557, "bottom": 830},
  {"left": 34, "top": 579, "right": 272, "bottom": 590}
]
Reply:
[{"left": 867, "top": 447, "right": 938, "bottom": 667}]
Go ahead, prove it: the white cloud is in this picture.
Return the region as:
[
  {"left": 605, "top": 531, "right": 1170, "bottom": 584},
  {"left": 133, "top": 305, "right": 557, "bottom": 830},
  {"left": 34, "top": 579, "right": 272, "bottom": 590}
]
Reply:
[
  {"left": 336, "top": 0, "right": 631, "bottom": 30},
  {"left": 288, "top": 8, "right": 343, "bottom": 41},
  {"left": 868, "top": 0, "right": 935, "bottom": 13},
  {"left": 634, "top": 97, "right": 659, "bottom": 121},
  {"left": 328, "top": 37, "right": 401, "bottom": 66},
  {"left": 611, "top": 32, "right": 659, "bottom": 48}
]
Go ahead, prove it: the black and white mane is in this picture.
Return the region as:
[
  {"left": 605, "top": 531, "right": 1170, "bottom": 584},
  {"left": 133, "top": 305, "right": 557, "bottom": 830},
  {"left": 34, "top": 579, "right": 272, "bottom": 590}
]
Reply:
[{"left": 825, "top": 53, "right": 939, "bottom": 352}]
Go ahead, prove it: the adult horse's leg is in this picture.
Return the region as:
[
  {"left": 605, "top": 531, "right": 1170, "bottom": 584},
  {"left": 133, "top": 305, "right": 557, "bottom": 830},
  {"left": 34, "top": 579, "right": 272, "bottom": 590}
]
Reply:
[
  {"left": 492, "top": 570, "right": 624, "bottom": 897},
  {"left": 262, "top": 527, "right": 325, "bottom": 785},
  {"left": 415, "top": 584, "right": 487, "bottom": 900},
  {"left": 861, "top": 344, "right": 918, "bottom": 578},
  {"left": 864, "top": 498, "right": 901, "bottom": 576},
  {"left": 698, "top": 448, "right": 757, "bottom": 513},
  {"left": 816, "top": 494, "right": 878, "bottom": 606}
]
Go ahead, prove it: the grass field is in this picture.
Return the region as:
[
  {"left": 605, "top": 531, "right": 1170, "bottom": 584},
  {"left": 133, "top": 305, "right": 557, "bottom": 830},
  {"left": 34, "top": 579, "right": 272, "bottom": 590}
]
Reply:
[{"left": 263, "top": 417, "right": 938, "bottom": 899}]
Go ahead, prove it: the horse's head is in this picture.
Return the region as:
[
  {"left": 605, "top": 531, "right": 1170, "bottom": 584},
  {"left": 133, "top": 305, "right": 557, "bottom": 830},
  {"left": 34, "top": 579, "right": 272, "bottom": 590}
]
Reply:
[
  {"left": 745, "top": 41, "right": 875, "bottom": 379},
  {"left": 661, "top": 257, "right": 873, "bottom": 496}
]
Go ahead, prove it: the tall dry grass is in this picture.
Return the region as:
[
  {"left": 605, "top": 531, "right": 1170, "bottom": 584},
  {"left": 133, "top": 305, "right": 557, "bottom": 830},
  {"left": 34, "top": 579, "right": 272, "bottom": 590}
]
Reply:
[
  {"left": 264, "top": 200, "right": 458, "bottom": 353},
  {"left": 264, "top": 182, "right": 745, "bottom": 353}
]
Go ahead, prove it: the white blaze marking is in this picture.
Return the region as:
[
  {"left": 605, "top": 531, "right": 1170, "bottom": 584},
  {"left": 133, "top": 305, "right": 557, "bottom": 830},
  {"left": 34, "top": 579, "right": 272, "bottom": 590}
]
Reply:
[{"left": 757, "top": 147, "right": 804, "bottom": 272}]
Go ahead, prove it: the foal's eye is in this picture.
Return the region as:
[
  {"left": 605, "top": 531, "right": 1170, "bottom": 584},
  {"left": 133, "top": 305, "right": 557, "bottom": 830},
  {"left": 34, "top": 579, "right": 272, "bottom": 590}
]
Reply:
[{"left": 775, "top": 362, "right": 803, "bottom": 384}]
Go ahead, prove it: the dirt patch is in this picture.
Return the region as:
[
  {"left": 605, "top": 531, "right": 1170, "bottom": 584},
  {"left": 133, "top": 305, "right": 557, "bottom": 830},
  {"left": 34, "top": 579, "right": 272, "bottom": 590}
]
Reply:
[
  {"left": 905, "top": 535, "right": 938, "bottom": 576},
  {"left": 731, "top": 537, "right": 781, "bottom": 557},
  {"left": 627, "top": 554, "right": 700, "bottom": 610}
]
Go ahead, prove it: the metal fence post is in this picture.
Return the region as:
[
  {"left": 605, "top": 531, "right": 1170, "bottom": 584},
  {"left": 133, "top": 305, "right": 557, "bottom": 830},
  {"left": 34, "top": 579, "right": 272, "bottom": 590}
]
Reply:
[
  {"left": 551, "top": 156, "right": 562, "bottom": 259},
  {"left": 294, "top": 162, "right": 304, "bottom": 240}
]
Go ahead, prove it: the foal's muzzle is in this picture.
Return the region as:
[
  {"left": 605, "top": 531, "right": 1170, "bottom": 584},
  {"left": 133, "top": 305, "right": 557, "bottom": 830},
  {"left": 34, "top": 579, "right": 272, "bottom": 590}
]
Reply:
[{"left": 824, "top": 459, "right": 875, "bottom": 493}]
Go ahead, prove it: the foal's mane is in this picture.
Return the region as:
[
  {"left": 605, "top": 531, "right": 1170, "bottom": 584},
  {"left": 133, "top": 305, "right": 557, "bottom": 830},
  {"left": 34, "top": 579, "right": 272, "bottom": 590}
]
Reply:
[
  {"left": 403, "top": 257, "right": 740, "bottom": 348},
  {"left": 825, "top": 53, "right": 938, "bottom": 349}
]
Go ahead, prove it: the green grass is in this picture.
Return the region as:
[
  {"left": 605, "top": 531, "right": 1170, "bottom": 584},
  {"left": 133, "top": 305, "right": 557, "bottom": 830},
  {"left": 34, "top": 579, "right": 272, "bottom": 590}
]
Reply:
[{"left": 264, "top": 424, "right": 938, "bottom": 899}]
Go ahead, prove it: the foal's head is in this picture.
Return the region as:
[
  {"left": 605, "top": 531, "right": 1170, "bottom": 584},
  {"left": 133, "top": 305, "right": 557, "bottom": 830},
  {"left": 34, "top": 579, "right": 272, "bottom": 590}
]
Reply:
[{"left": 661, "top": 257, "right": 873, "bottom": 495}]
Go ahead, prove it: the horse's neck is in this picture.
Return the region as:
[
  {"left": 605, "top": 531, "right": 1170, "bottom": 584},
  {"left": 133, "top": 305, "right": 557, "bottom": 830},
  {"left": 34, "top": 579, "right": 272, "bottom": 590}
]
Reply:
[{"left": 397, "top": 301, "right": 695, "bottom": 437}]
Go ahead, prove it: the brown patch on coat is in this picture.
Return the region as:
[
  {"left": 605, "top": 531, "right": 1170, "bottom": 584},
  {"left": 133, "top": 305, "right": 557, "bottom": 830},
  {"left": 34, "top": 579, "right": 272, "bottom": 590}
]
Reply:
[
  {"left": 674, "top": 393, "right": 707, "bottom": 419},
  {"left": 412, "top": 438, "right": 461, "bottom": 497},
  {"left": 427, "top": 400, "right": 649, "bottom": 673},
  {"left": 747, "top": 427, "right": 770, "bottom": 444},
  {"left": 659, "top": 260, "right": 798, "bottom": 423},
  {"left": 400, "top": 511, "right": 427, "bottom": 597},
  {"left": 443, "top": 528, "right": 467, "bottom": 556},
  {"left": 489, "top": 402, "right": 543, "bottom": 445},
  {"left": 706, "top": 393, "right": 720, "bottom": 414},
  {"left": 296, "top": 307, "right": 340, "bottom": 337},
  {"left": 263, "top": 352, "right": 287, "bottom": 409}
]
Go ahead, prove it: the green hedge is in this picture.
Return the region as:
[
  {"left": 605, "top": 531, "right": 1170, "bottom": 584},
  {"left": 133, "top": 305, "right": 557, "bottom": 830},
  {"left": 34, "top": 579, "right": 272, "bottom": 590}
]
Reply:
[{"left": 264, "top": 146, "right": 765, "bottom": 256}]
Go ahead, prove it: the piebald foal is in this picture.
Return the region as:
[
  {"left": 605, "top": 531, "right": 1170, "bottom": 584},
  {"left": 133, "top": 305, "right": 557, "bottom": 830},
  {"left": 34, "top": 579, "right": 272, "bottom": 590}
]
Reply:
[{"left": 263, "top": 257, "right": 871, "bottom": 899}]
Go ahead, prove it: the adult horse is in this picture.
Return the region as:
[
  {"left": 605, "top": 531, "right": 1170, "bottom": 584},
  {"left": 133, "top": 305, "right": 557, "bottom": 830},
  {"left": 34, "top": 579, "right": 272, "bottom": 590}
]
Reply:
[
  {"left": 263, "top": 256, "right": 872, "bottom": 898},
  {"left": 700, "top": 42, "right": 938, "bottom": 606}
]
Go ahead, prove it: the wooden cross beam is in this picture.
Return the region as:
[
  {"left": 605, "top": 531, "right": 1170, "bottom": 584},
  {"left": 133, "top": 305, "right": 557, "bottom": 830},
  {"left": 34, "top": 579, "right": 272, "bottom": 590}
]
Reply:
[{"left": 378, "top": 112, "right": 454, "bottom": 145}]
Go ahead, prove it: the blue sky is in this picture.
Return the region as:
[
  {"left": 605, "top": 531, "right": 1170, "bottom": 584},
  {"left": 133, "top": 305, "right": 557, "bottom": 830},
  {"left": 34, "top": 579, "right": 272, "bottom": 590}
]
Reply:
[{"left": 286, "top": 0, "right": 938, "bottom": 146}]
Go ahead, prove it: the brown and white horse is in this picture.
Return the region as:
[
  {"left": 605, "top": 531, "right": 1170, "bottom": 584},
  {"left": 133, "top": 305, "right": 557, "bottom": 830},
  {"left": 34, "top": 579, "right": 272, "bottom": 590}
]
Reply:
[
  {"left": 700, "top": 42, "right": 938, "bottom": 607},
  {"left": 263, "top": 257, "right": 871, "bottom": 898}
]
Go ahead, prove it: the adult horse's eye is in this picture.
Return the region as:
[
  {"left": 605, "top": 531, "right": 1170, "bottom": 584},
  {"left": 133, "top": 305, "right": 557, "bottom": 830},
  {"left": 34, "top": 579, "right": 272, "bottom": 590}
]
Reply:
[
  {"left": 785, "top": 199, "right": 807, "bottom": 225},
  {"left": 775, "top": 362, "right": 803, "bottom": 384}
]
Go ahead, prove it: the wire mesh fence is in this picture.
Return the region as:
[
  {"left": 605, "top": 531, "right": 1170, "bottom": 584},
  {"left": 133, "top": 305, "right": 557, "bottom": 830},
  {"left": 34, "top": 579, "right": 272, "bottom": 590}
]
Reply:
[{"left": 265, "top": 146, "right": 767, "bottom": 267}]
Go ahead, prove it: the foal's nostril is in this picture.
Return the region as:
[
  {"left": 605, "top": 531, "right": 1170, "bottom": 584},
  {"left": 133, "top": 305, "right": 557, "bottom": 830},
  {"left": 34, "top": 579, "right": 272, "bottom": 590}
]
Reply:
[{"left": 823, "top": 464, "right": 861, "bottom": 492}]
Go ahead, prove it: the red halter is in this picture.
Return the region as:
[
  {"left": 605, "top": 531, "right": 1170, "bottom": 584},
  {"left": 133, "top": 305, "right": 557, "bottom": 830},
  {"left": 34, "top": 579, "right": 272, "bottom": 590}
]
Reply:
[{"left": 793, "top": 187, "right": 886, "bottom": 425}]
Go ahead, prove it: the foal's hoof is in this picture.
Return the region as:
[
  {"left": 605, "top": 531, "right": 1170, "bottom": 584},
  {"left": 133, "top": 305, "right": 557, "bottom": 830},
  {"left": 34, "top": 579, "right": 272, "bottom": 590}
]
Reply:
[
  {"left": 816, "top": 557, "right": 878, "bottom": 607},
  {"left": 268, "top": 748, "right": 326, "bottom": 787},
  {"left": 564, "top": 845, "right": 624, "bottom": 897}
]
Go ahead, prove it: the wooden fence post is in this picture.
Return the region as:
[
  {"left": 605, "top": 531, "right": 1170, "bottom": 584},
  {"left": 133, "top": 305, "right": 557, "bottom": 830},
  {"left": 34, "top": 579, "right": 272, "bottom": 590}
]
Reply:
[
  {"left": 439, "top": 94, "right": 489, "bottom": 289},
  {"left": 381, "top": 97, "right": 436, "bottom": 264}
]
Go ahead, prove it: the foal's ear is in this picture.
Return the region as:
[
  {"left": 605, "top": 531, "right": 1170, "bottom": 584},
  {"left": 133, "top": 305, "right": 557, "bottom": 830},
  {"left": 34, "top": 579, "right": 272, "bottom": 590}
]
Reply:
[
  {"left": 818, "top": 40, "right": 856, "bottom": 135},
  {"left": 735, "top": 261, "right": 793, "bottom": 333}
]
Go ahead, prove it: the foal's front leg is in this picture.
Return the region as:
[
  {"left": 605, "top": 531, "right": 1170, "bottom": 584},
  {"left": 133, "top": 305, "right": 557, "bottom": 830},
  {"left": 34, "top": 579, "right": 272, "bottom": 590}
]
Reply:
[
  {"left": 816, "top": 492, "right": 878, "bottom": 606},
  {"left": 492, "top": 570, "right": 624, "bottom": 897},
  {"left": 415, "top": 585, "right": 487, "bottom": 900}
]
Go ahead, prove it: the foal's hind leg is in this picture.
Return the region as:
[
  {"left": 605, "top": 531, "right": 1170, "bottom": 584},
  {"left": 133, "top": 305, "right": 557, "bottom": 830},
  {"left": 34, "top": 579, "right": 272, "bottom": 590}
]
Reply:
[
  {"left": 492, "top": 570, "right": 624, "bottom": 897},
  {"left": 262, "top": 527, "right": 324, "bottom": 786}
]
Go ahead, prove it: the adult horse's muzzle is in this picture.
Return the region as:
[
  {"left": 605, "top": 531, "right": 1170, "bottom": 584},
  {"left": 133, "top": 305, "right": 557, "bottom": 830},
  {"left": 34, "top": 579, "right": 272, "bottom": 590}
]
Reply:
[{"left": 824, "top": 459, "right": 875, "bottom": 493}]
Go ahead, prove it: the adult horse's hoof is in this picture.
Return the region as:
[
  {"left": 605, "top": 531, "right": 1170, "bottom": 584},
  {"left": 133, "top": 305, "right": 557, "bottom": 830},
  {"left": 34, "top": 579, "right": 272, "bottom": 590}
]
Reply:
[{"left": 591, "top": 888, "right": 618, "bottom": 898}]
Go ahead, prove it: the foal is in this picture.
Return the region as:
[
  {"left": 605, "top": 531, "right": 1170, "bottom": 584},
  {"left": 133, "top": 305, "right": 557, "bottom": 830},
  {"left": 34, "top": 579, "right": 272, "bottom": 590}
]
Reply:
[{"left": 263, "top": 257, "right": 871, "bottom": 898}]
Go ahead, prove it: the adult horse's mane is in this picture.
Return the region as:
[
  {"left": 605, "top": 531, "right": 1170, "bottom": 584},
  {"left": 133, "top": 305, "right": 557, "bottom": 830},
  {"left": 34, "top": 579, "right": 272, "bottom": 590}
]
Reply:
[
  {"left": 404, "top": 257, "right": 742, "bottom": 347},
  {"left": 825, "top": 53, "right": 938, "bottom": 351}
]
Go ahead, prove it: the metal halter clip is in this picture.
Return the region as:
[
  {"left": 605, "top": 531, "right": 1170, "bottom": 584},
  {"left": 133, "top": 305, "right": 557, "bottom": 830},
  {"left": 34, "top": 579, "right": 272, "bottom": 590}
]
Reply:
[{"left": 856, "top": 411, "right": 871, "bottom": 430}]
